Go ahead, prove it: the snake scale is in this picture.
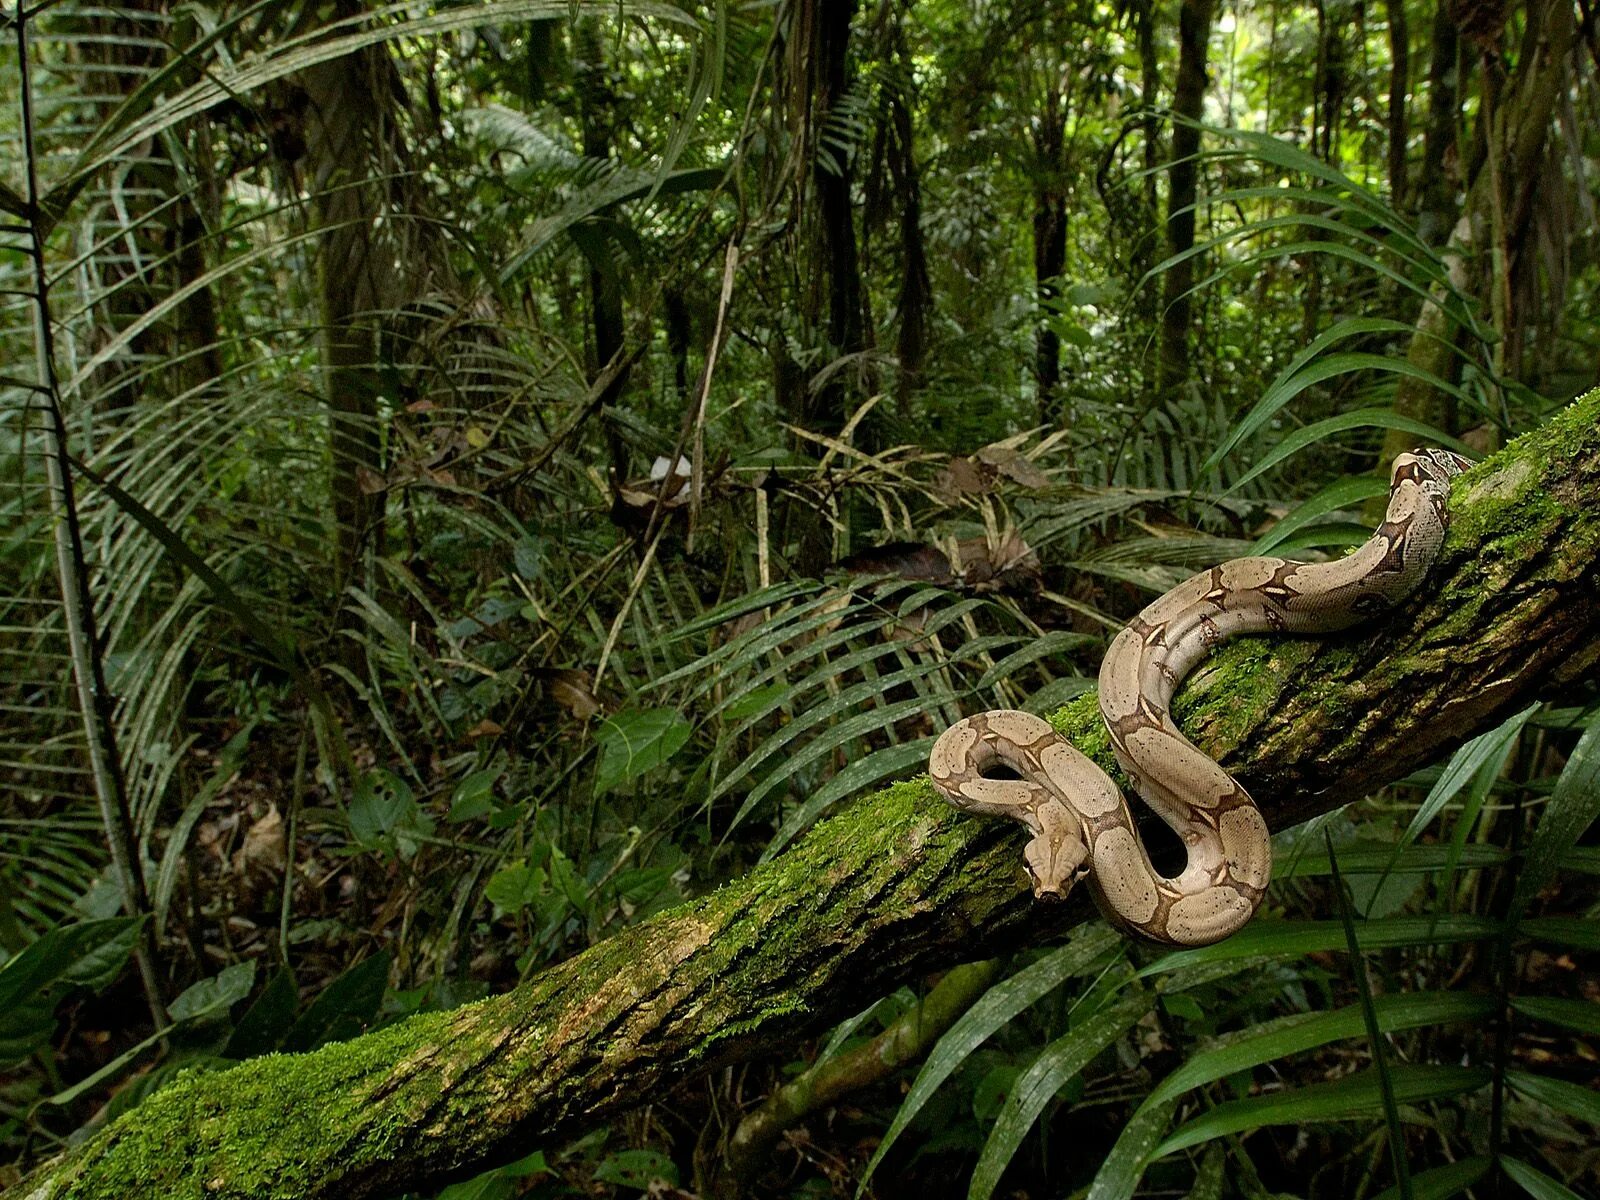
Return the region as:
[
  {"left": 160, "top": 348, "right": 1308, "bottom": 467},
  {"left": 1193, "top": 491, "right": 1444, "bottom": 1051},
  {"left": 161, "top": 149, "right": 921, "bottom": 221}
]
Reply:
[{"left": 928, "top": 448, "right": 1472, "bottom": 946}]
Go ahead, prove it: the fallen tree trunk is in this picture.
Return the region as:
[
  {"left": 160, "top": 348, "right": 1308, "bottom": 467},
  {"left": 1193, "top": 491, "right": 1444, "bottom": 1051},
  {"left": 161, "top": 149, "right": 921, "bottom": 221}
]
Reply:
[{"left": 12, "top": 389, "right": 1600, "bottom": 1200}]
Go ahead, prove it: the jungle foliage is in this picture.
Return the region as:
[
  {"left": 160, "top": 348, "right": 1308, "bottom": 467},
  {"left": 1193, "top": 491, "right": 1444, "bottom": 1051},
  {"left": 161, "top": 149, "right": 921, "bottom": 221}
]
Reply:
[{"left": 1, "top": 0, "right": 1597, "bottom": 1196}]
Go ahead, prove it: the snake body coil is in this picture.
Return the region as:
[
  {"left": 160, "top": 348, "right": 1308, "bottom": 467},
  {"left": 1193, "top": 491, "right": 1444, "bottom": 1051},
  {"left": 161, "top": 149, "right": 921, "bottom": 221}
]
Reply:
[{"left": 928, "top": 448, "right": 1471, "bottom": 946}]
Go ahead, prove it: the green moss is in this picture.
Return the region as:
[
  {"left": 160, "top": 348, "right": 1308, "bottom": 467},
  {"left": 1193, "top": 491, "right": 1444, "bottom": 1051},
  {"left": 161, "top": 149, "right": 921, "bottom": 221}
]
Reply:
[
  {"left": 33, "top": 1008, "right": 467, "bottom": 1199},
  {"left": 1445, "top": 387, "right": 1599, "bottom": 550}
]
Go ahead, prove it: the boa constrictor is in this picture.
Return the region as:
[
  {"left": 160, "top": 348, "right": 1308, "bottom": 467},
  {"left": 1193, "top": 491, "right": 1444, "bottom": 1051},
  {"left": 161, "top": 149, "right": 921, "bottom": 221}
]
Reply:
[{"left": 928, "top": 448, "right": 1471, "bottom": 947}]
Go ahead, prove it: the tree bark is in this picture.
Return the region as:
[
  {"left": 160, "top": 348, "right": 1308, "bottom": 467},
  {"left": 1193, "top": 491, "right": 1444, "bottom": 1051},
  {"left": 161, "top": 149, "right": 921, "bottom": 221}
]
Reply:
[
  {"left": 1415, "top": 0, "right": 1463, "bottom": 245},
  {"left": 809, "top": 0, "right": 867, "bottom": 436},
  {"left": 1032, "top": 86, "right": 1067, "bottom": 414},
  {"left": 1159, "top": 0, "right": 1216, "bottom": 390},
  {"left": 1386, "top": 0, "right": 1410, "bottom": 211},
  {"left": 1380, "top": 0, "right": 1575, "bottom": 466},
  {"left": 12, "top": 388, "right": 1600, "bottom": 1200}
]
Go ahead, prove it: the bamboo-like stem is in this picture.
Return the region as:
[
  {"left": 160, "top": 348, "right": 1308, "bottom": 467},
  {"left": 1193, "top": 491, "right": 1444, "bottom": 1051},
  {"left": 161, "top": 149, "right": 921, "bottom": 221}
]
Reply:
[{"left": 13, "top": 9, "right": 166, "bottom": 1030}]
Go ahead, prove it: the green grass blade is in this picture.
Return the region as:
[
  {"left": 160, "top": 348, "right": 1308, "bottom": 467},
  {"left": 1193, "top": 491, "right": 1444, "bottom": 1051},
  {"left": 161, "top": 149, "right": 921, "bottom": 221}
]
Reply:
[
  {"left": 1368, "top": 1157, "right": 1492, "bottom": 1200},
  {"left": 1499, "top": 1157, "right": 1587, "bottom": 1200},
  {"left": 1153, "top": 1065, "right": 1491, "bottom": 1158},
  {"left": 1509, "top": 997, "right": 1600, "bottom": 1036},
  {"left": 1511, "top": 706, "right": 1600, "bottom": 919},
  {"left": 1251, "top": 475, "right": 1391, "bottom": 554},
  {"left": 1505, "top": 1071, "right": 1600, "bottom": 1127},
  {"left": 1148, "top": 991, "right": 1493, "bottom": 1108},
  {"left": 1328, "top": 834, "right": 1412, "bottom": 1200},
  {"left": 1229, "top": 408, "right": 1472, "bottom": 493},
  {"left": 969, "top": 990, "right": 1155, "bottom": 1200},
  {"left": 857, "top": 925, "right": 1121, "bottom": 1195},
  {"left": 1137, "top": 915, "right": 1500, "bottom": 978}
]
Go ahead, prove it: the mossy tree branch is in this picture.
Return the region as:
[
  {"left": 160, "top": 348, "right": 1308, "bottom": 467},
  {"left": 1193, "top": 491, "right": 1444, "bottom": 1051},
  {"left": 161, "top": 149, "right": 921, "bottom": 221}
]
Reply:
[{"left": 11, "top": 390, "right": 1600, "bottom": 1200}]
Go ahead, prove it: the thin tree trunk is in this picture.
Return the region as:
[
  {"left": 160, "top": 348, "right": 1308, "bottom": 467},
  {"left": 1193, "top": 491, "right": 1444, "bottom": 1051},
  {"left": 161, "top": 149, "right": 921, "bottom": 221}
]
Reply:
[
  {"left": 577, "top": 21, "right": 631, "bottom": 478},
  {"left": 887, "top": 28, "right": 929, "bottom": 415},
  {"left": 1415, "top": 0, "right": 1463, "bottom": 243},
  {"left": 1386, "top": 0, "right": 1410, "bottom": 210},
  {"left": 13, "top": 388, "right": 1600, "bottom": 1200},
  {"left": 1033, "top": 88, "right": 1067, "bottom": 414},
  {"left": 1159, "top": 0, "right": 1216, "bottom": 390},
  {"left": 808, "top": 0, "right": 866, "bottom": 435}
]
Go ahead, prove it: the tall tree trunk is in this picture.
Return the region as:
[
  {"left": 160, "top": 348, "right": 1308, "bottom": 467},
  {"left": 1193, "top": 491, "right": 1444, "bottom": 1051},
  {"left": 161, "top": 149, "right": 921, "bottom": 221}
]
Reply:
[
  {"left": 886, "top": 24, "right": 929, "bottom": 415},
  {"left": 807, "top": 0, "right": 866, "bottom": 436},
  {"left": 301, "top": 37, "right": 395, "bottom": 588},
  {"left": 1033, "top": 87, "right": 1067, "bottom": 415},
  {"left": 14, "top": 389, "right": 1600, "bottom": 1200},
  {"left": 1380, "top": 0, "right": 1576, "bottom": 466},
  {"left": 1386, "top": 0, "right": 1411, "bottom": 209},
  {"left": 1159, "top": 0, "right": 1216, "bottom": 390},
  {"left": 1135, "top": 0, "right": 1163, "bottom": 317},
  {"left": 1415, "top": 0, "right": 1464, "bottom": 243},
  {"left": 577, "top": 21, "right": 631, "bottom": 478}
]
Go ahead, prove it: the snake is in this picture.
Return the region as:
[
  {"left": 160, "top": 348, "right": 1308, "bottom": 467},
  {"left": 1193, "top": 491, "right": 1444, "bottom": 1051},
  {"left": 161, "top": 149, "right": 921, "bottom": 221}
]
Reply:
[{"left": 928, "top": 448, "right": 1472, "bottom": 947}]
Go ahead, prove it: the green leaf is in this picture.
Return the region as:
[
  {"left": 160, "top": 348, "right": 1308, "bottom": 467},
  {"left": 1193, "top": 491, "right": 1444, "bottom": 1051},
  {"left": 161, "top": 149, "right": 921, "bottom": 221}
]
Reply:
[
  {"left": 1368, "top": 1157, "right": 1492, "bottom": 1200},
  {"left": 1148, "top": 992, "right": 1493, "bottom": 1109},
  {"left": 347, "top": 769, "right": 434, "bottom": 858},
  {"left": 1230, "top": 407, "right": 1473, "bottom": 493},
  {"left": 281, "top": 952, "right": 391, "bottom": 1053},
  {"left": 1519, "top": 917, "right": 1600, "bottom": 950},
  {"left": 1153, "top": 1065, "right": 1490, "bottom": 1158},
  {"left": 1138, "top": 915, "right": 1499, "bottom": 978},
  {"left": 1275, "top": 841, "right": 1507, "bottom": 878},
  {"left": 0, "top": 917, "right": 145, "bottom": 1006},
  {"left": 0, "top": 917, "right": 144, "bottom": 1064},
  {"left": 973, "top": 631, "right": 1098, "bottom": 690},
  {"left": 486, "top": 862, "right": 544, "bottom": 915},
  {"left": 593, "top": 708, "right": 692, "bottom": 796},
  {"left": 224, "top": 967, "right": 300, "bottom": 1059},
  {"left": 592, "top": 1148, "right": 679, "bottom": 1189},
  {"left": 1202, "top": 316, "right": 1457, "bottom": 474},
  {"left": 1398, "top": 706, "right": 1536, "bottom": 863},
  {"left": 1499, "top": 1157, "right": 1586, "bottom": 1200},
  {"left": 1510, "top": 997, "right": 1600, "bottom": 1037},
  {"left": 349, "top": 769, "right": 415, "bottom": 845},
  {"left": 448, "top": 768, "right": 501, "bottom": 823},
  {"left": 1086, "top": 1095, "right": 1181, "bottom": 1200},
  {"left": 722, "top": 682, "right": 791, "bottom": 722},
  {"left": 1251, "top": 475, "right": 1391, "bottom": 554},
  {"left": 1511, "top": 706, "right": 1600, "bottom": 919},
  {"left": 1506, "top": 1071, "right": 1600, "bottom": 1127},
  {"left": 859, "top": 925, "right": 1121, "bottom": 1194},
  {"left": 168, "top": 961, "right": 257, "bottom": 1023},
  {"left": 969, "top": 991, "right": 1154, "bottom": 1200}
]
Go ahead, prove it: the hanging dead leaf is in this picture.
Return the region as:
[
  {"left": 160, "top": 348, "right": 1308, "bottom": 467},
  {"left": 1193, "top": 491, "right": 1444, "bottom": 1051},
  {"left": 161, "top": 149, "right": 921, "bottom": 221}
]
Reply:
[
  {"left": 355, "top": 465, "right": 388, "bottom": 495},
  {"left": 934, "top": 455, "right": 986, "bottom": 500},
  {"left": 957, "top": 531, "right": 1040, "bottom": 592},
  {"left": 974, "top": 444, "right": 1052, "bottom": 489},
  {"left": 836, "top": 541, "right": 953, "bottom": 583},
  {"left": 544, "top": 669, "right": 601, "bottom": 720},
  {"left": 237, "top": 805, "right": 285, "bottom": 877}
]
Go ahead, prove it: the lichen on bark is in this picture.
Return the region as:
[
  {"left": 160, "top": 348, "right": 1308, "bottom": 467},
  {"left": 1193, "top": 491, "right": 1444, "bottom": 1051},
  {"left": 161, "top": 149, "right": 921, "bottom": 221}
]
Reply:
[{"left": 10, "top": 388, "right": 1600, "bottom": 1200}]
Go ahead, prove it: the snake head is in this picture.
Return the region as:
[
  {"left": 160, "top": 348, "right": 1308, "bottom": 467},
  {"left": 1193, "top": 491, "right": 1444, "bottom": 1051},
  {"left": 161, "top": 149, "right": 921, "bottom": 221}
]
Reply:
[{"left": 1023, "top": 827, "right": 1091, "bottom": 901}]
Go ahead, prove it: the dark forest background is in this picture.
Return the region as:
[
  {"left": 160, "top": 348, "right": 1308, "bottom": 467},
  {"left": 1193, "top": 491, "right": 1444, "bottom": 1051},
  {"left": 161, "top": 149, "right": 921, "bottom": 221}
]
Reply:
[{"left": 2, "top": 0, "right": 1598, "bottom": 1196}]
